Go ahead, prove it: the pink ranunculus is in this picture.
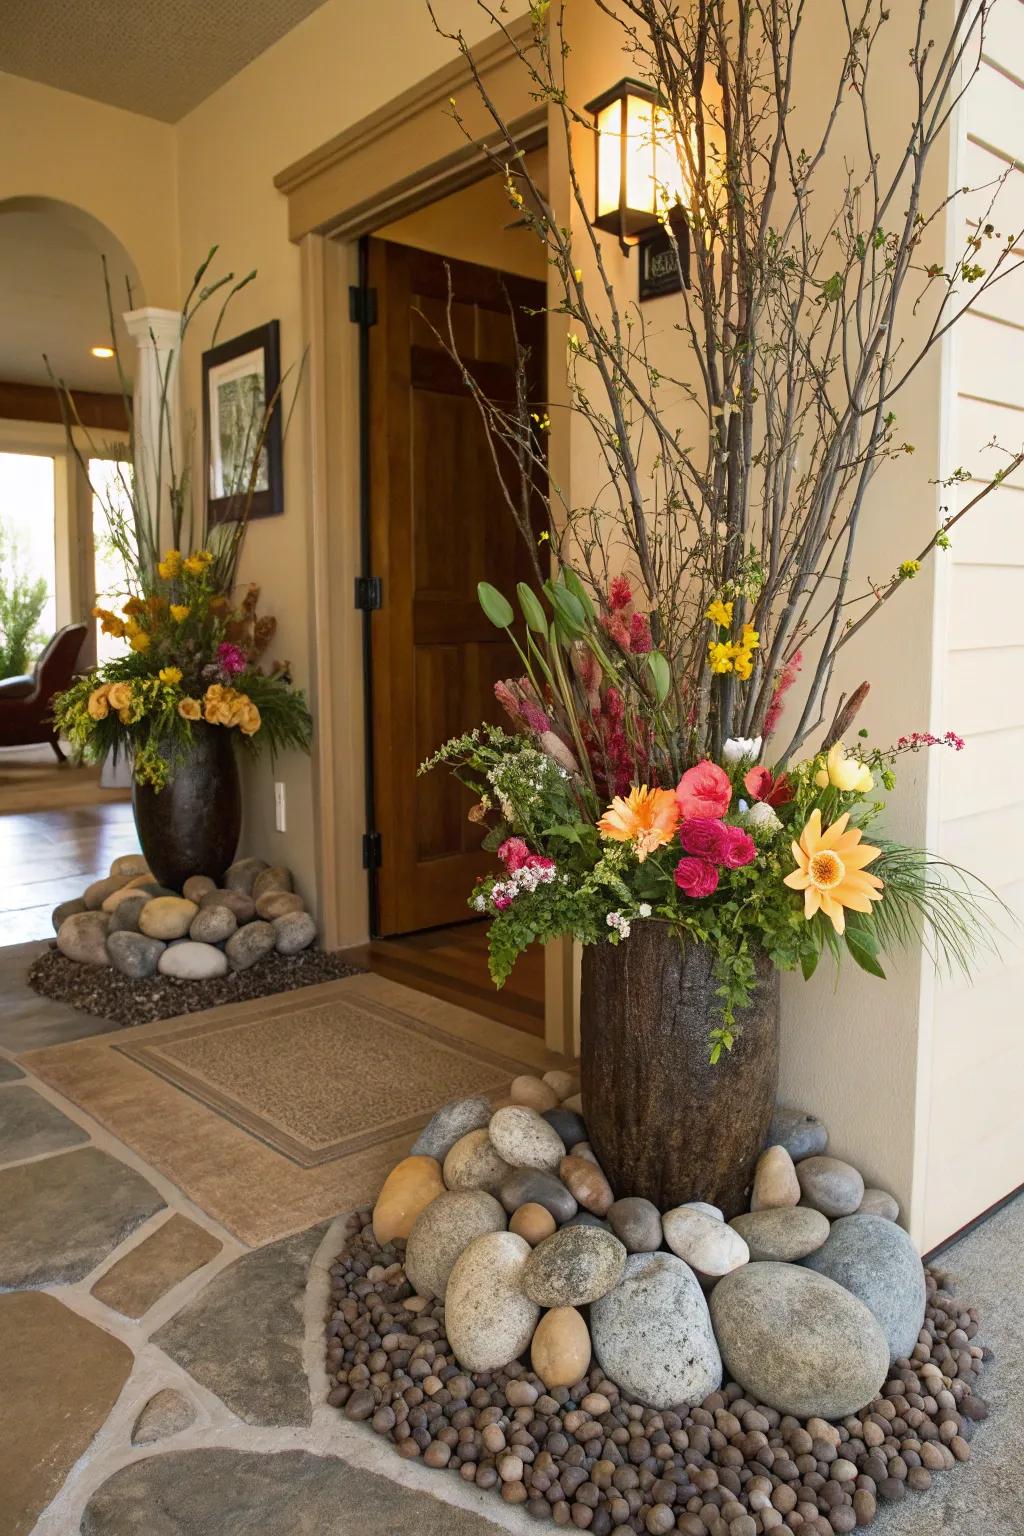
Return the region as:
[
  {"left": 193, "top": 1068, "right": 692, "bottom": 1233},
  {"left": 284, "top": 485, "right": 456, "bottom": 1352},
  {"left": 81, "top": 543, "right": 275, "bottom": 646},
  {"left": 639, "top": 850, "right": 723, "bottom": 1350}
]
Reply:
[
  {"left": 674, "top": 857, "right": 720, "bottom": 898},
  {"left": 678, "top": 816, "right": 731, "bottom": 862},
  {"left": 721, "top": 824, "right": 757, "bottom": 869},
  {"left": 676, "top": 760, "right": 732, "bottom": 819},
  {"left": 497, "top": 837, "right": 530, "bottom": 872}
]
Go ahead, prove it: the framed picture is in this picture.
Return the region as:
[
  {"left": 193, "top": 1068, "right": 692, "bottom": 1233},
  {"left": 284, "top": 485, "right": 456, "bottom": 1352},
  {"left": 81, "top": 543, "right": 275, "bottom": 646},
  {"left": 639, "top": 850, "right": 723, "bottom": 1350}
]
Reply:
[{"left": 202, "top": 320, "right": 283, "bottom": 523}]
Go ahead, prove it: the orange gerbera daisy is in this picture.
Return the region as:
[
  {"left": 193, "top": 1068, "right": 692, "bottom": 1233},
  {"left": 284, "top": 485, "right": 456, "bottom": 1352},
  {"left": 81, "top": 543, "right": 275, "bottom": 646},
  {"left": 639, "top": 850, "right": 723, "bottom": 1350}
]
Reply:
[
  {"left": 783, "top": 809, "right": 884, "bottom": 935},
  {"left": 597, "top": 785, "right": 680, "bottom": 862}
]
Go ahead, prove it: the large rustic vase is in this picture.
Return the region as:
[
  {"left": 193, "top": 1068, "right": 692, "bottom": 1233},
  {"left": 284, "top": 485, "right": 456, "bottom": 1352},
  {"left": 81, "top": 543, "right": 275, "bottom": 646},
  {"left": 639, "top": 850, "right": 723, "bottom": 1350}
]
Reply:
[
  {"left": 132, "top": 722, "right": 241, "bottom": 891},
  {"left": 580, "top": 924, "right": 779, "bottom": 1219}
]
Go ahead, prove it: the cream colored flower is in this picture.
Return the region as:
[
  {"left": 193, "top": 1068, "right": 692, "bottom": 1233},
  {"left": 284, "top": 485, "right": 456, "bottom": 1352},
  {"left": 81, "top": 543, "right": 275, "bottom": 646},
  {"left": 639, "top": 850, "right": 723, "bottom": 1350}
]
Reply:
[
  {"left": 87, "top": 685, "right": 110, "bottom": 720},
  {"left": 815, "top": 741, "right": 874, "bottom": 794},
  {"left": 178, "top": 697, "right": 201, "bottom": 721},
  {"left": 106, "top": 682, "right": 132, "bottom": 712},
  {"left": 237, "top": 702, "right": 261, "bottom": 736}
]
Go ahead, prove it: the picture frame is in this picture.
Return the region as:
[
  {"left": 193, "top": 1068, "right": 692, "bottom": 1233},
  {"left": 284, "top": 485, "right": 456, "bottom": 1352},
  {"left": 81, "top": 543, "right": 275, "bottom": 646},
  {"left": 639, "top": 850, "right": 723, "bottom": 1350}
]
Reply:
[{"left": 202, "top": 320, "right": 283, "bottom": 524}]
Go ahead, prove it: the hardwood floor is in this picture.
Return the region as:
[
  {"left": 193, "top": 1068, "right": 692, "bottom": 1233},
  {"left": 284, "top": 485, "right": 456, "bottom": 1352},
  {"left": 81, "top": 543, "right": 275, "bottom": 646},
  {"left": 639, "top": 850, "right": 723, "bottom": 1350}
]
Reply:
[
  {"left": 0, "top": 802, "right": 142, "bottom": 945},
  {"left": 346, "top": 921, "right": 546, "bottom": 1039}
]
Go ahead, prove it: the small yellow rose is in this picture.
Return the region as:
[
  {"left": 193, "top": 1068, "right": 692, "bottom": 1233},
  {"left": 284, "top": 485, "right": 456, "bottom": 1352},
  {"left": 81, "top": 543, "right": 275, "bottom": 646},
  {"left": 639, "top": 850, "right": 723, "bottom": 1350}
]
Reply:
[
  {"left": 183, "top": 556, "right": 205, "bottom": 576},
  {"left": 130, "top": 632, "right": 151, "bottom": 653},
  {"left": 170, "top": 604, "right": 190, "bottom": 623},
  {"left": 106, "top": 682, "right": 132, "bottom": 711},
  {"left": 178, "top": 697, "right": 201, "bottom": 721},
  {"left": 237, "top": 702, "right": 261, "bottom": 736},
  {"left": 86, "top": 686, "right": 110, "bottom": 720},
  {"left": 159, "top": 666, "right": 183, "bottom": 686}
]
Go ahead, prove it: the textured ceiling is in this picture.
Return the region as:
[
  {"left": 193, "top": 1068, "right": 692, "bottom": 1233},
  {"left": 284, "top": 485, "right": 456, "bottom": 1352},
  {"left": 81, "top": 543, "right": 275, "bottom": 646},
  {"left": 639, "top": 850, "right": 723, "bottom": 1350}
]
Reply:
[{"left": 0, "top": 0, "right": 329, "bottom": 122}]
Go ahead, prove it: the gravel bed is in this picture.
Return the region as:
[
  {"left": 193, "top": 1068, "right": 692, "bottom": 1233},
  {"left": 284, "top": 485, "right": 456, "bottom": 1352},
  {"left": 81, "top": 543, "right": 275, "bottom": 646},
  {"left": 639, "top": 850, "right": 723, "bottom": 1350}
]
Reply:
[
  {"left": 326, "top": 1209, "right": 989, "bottom": 1535},
  {"left": 27, "top": 945, "right": 364, "bottom": 1025}
]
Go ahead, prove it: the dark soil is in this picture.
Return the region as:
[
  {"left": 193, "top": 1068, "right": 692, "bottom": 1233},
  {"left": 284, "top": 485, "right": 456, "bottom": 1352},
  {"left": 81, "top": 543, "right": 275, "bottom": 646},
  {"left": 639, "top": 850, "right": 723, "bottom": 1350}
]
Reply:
[{"left": 27, "top": 945, "right": 364, "bottom": 1026}]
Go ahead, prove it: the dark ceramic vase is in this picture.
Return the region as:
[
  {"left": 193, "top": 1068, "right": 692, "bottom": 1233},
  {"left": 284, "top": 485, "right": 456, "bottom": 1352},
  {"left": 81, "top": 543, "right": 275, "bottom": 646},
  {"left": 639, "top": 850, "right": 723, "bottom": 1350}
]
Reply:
[
  {"left": 579, "top": 924, "right": 779, "bottom": 1219},
  {"left": 132, "top": 722, "right": 242, "bottom": 891}
]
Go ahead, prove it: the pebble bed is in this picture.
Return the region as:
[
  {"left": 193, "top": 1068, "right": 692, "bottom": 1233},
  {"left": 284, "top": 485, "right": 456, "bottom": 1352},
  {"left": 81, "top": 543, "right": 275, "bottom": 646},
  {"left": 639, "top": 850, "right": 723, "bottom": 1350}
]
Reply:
[
  {"left": 326, "top": 1209, "right": 989, "bottom": 1536},
  {"left": 28, "top": 946, "right": 364, "bottom": 1025}
]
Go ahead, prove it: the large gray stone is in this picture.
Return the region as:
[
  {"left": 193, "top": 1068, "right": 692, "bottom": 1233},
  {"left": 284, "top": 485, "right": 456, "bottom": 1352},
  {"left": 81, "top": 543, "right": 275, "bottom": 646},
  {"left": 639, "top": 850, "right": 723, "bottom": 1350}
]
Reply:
[
  {"left": 730, "top": 1206, "right": 831, "bottom": 1262},
  {"left": 542, "top": 1106, "right": 588, "bottom": 1148},
  {"left": 273, "top": 911, "right": 317, "bottom": 954},
  {"left": 797, "top": 1155, "right": 865, "bottom": 1217},
  {"left": 158, "top": 941, "right": 229, "bottom": 980},
  {"left": 858, "top": 1186, "right": 900, "bottom": 1222},
  {"left": 225, "top": 920, "right": 276, "bottom": 971},
  {"left": 107, "top": 892, "right": 151, "bottom": 934},
  {"left": 52, "top": 896, "right": 87, "bottom": 933},
  {"left": 190, "top": 904, "right": 238, "bottom": 944},
  {"left": 83, "top": 872, "right": 132, "bottom": 909},
  {"left": 80, "top": 1449, "right": 515, "bottom": 1535},
  {"left": 769, "top": 1105, "right": 828, "bottom": 1162},
  {"left": 152, "top": 1223, "right": 325, "bottom": 1426},
  {"left": 591, "top": 1251, "right": 722, "bottom": 1411},
  {"left": 524, "top": 1224, "right": 626, "bottom": 1306},
  {"left": 0, "top": 1084, "right": 89, "bottom": 1163},
  {"left": 405, "top": 1189, "right": 506, "bottom": 1300},
  {"left": 224, "top": 857, "right": 268, "bottom": 895},
  {"left": 253, "top": 864, "right": 294, "bottom": 899},
  {"left": 443, "top": 1129, "right": 511, "bottom": 1194},
  {"left": 445, "top": 1230, "right": 539, "bottom": 1373},
  {"left": 489, "top": 1105, "right": 565, "bottom": 1171},
  {"left": 662, "top": 1206, "right": 749, "bottom": 1276},
  {"left": 709, "top": 1261, "right": 890, "bottom": 1419},
  {"left": 57, "top": 910, "right": 111, "bottom": 965},
  {"left": 801, "top": 1213, "right": 926, "bottom": 1362},
  {"left": 412, "top": 1095, "right": 493, "bottom": 1161},
  {"left": 107, "top": 930, "right": 165, "bottom": 979},
  {"left": 607, "top": 1196, "right": 663, "bottom": 1254},
  {"left": 0, "top": 1146, "right": 165, "bottom": 1288},
  {"left": 498, "top": 1166, "right": 577, "bottom": 1223},
  {"left": 199, "top": 888, "right": 257, "bottom": 923}
]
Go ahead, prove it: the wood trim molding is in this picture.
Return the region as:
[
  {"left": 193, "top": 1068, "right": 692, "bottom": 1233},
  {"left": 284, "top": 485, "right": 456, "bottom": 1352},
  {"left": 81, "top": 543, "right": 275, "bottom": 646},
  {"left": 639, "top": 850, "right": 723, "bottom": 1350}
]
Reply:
[
  {"left": 0, "top": 380, "right": 129, "bottom": 432},
  {"left": 275, "top": 14, "right": 543, "bottom": 242}
]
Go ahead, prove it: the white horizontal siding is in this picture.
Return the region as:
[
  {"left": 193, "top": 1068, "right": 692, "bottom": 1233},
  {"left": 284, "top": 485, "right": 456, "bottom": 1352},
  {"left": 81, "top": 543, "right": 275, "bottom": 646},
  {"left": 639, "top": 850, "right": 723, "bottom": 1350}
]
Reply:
[
  {"left": 960, "top": 138, "right": 1024, "bottom": 235},
  {"left": 939, "top": 724, "right": 1024, "bottom": 819},
  {"left": 965, "top": 55, "right": 1024, "bottom": 159},
  {"left": 956, "top": 311, "right": 1024, "bottom": 408},
  {"left": 939, "top": 801, "right": 1024, "bottom": 890},
  {"left": 981, "top": 0, "right": 1024, "bottom": 68},
  {"left": 944, "top": 645, "right": 1024, "bottom": 733},
  {"left": 947, "top": 482, "right": 1024, "bottom": 565},
  {"left": 945, "top": 564, "right": 1024, "bottom": 649},
  {"left": 954, "top": 396, "right": 1024, "bottom": 487}
]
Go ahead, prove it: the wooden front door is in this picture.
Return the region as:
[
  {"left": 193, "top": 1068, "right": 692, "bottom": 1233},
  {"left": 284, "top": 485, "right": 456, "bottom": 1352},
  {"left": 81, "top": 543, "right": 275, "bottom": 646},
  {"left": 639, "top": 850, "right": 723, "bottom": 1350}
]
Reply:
[{"left": 367, "top": 239, "right": 546, "bottom": 936}]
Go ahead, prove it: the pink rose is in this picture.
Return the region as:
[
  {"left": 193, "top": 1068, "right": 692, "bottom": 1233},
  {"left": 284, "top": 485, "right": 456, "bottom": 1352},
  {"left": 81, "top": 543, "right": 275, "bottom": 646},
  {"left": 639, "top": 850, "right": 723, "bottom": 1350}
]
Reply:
[
  {"left": 674, "top": 857, "right": 720, "bottom": 898},
  {"left": 497, "top": 837, "right": 530, "bottom": 872},
  {"left": 678, "top": 817, "right": 731, "bottom": 862},
  {"left": 721, "top": 824, "right": 757, "bottom": 869},
  {"left": 676, "top": 760, "right": 732, "bottom": 819}
]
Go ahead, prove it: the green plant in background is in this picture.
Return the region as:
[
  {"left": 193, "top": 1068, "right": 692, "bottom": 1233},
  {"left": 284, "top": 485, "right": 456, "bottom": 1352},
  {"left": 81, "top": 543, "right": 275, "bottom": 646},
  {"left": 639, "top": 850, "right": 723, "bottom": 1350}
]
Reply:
[{"left": 0, "top": 522, "right": 48, "bottom": 679}]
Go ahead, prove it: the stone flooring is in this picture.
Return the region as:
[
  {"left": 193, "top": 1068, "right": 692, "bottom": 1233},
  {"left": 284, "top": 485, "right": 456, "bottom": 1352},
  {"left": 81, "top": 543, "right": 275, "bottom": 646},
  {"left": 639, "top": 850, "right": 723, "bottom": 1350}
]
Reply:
[{"left": 0, "top": 942, "right": 1018, "bottom": 1535}]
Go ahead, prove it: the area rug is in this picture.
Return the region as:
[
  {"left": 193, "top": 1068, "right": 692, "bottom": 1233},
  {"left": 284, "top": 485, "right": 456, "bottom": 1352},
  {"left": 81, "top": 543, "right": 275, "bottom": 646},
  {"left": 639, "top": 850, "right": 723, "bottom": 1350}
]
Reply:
[{"left": 20, "top": 972, "right": 562, "bottom": 1247}]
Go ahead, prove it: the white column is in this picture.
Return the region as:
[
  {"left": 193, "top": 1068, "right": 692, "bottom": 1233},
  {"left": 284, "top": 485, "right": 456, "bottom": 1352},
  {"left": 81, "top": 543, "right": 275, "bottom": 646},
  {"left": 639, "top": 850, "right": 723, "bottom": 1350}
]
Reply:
[{"left": 123, "top": 306, "right": 183, "bottom": 561}]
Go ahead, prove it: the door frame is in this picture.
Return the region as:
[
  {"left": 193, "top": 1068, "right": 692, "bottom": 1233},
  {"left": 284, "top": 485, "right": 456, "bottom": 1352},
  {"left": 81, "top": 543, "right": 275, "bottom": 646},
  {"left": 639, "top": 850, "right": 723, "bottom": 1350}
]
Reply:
[{"left": 281, "top": 15, "right": 578, "bottom": 1053}]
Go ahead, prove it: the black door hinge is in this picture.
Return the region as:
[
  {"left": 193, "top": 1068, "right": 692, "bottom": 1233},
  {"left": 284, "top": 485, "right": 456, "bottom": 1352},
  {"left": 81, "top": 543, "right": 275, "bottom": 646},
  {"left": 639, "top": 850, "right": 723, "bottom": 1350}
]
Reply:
[
  {"left": 349, "top": 284, "right": 378, "bottom": 327},
  {"left": 354, "top": 575, "right": 382, "bottom": 611},
  {"left": 362, "top": 830, "right": 382, "bottom": 870}
]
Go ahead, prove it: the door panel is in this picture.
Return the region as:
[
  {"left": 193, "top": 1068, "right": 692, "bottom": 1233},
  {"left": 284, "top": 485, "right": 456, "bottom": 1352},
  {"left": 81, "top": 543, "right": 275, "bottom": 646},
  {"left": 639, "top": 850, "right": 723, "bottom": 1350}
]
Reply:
[{"left": 368, "top": 239, "right": 546, "bottom": 935}]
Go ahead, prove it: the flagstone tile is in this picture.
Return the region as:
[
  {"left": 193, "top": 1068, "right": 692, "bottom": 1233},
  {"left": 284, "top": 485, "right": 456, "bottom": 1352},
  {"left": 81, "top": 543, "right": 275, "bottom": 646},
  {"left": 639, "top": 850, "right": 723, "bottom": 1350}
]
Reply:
[
  {"left": 0, "top": 1057, "right": 25, "bottom": 1082},
  {"left": 0, "top": 1084, "right": 89, "bottom": 1164},
  {"left": 92, "top": 1214, "right": 222, "bottom": 1319}
]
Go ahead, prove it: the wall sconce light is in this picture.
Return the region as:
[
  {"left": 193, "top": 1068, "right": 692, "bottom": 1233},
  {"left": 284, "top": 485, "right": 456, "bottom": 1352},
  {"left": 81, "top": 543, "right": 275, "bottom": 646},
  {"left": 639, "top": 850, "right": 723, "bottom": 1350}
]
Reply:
[{"left": 584, "top": 77, "right": 690, "bottom": 295}]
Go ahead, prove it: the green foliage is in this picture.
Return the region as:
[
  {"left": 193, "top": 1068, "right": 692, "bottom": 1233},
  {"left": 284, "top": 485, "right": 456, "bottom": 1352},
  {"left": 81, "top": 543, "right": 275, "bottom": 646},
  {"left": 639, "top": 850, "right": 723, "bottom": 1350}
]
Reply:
[{"left": 0, "top": 524, "right": 48, "bottom": 679}]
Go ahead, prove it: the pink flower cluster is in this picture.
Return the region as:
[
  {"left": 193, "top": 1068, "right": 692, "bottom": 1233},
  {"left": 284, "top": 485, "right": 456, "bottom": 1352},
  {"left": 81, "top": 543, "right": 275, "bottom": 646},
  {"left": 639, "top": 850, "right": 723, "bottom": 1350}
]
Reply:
[
  {"left": 600, "top": 577, "right": 653, "bottom": 656},
  {"left": 896, "top": 730, "right": 965, "bottom": 752},
  {"left": 763, "top": 650, "right": 802, "bottom": 741},
  {"left": 217, "top": 641, "right": 247, "bottom": 677},
  {"left": 671, "top": 760, "right": 756, "bottom": 898},
  {"left": 491, "top": 838, "right": 557, "bottom": 911}
]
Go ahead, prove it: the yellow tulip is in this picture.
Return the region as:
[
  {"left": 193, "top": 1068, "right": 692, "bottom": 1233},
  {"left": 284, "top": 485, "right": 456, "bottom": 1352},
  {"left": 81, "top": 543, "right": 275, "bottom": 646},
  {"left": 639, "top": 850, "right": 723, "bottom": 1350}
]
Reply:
[{"left": 815, "top": 741, "right": 873, "bottom": 794}]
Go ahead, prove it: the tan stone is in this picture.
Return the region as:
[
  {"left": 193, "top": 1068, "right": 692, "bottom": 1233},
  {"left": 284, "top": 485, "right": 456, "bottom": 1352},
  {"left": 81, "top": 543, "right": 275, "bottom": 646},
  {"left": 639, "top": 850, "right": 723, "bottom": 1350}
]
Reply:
[
  {"left": 509, "top": 1074, "right": 559, "bottom": 1112},
  {"left": 443, "top": 1129, "right": 511, "bottom": 1195},
  {"left": 572, "top": 1141, "right": 599, "bottom": 1165},
  {"left": 256, "top": 890, "right": 305, "bottom": 921},
  {"left": 543, "top": 1069, "right": 579, "bottom": 1101},
  {"left": 372, "top": 1155, "right": 445, "bottom": 1244},
  {"left": 102, "top": 880, "right": 153, "bottom": 913},
  {"left": 751, "top": 1144, "right": 801, "bottom": 1211},
  {"left": 91, "top": 1213, "right": 222, "bottom": 1318},
  {"left": 562, "top": 1092, "right": 584, "bottom": 1114},
  {"left": 0, "top": 1291, "right": 133, "bottom": 1536},
  {"left": 110, "top": 853, "right": 150, "bottom": 879},
  {"left": 530, "top": 1305, "right": 591, "bottom": 1390},
  {"left": 559, "top": 1153, "right": 614, "bottom": 1216},
  {"left": 509, "top": 1201, "right": 557, "bottom": 1246},
  {"left": 83, "top": 872, "right": 133, "bottom": 909},
  {"left": 139, "top": 896, "right": 198, "bottom": 940}
]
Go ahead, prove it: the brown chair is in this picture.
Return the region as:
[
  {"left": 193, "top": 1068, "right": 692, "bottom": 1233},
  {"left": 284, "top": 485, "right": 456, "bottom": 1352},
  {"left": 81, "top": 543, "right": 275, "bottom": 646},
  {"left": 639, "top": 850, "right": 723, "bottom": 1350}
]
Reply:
[{"left": 0, "top": 623, "right": 88, "bottom": 761}]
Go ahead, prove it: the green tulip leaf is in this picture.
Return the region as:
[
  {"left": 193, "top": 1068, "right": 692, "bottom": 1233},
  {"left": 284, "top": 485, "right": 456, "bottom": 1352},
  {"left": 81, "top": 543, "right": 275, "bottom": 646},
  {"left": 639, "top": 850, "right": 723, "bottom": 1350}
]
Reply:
[
  {"left": 647, "top": 651, "right": 671, "bottom": 705},
  {"left": 516, "top": 582, "right": 548, "bottom": 634},
  {"left": 477, "top": 581, "right": 514, "bottom": 629}
]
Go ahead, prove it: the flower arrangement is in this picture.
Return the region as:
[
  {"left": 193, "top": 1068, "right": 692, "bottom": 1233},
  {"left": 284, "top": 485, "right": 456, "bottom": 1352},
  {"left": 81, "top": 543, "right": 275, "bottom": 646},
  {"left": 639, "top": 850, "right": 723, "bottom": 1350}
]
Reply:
[
  {"left": 55, "top": 550, "right": 311, "bottom": 788},
  {"left": 423, "top": 574, "right": 995, "bottom": 1061}
]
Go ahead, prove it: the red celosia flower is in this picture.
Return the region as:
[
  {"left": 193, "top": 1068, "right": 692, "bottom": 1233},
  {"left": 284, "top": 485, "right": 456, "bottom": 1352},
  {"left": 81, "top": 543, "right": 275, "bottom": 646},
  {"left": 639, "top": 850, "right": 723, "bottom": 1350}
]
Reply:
[
  {"left": 678, "top": 817, "right": 732, "bottom": 862},
  {"left": 763, "top": 650, "right": 803, "bottom": 741},
  {"left": 628, "top": 611, "right": 653, "bottom": 653},
  {"left": 743, "top": 765, "right": 795, "bottom": 807},
  {"left": 608, "top": 575, "right": 633, "bottom": 612},
  {"left": 600, "top": 612, "right": 631, "bottom": 650},
  {"left": 721, "top": 824, "right": 757, "bottom": 869},
  {"left": 674, "top": 857, "right": 720, "bottom": 898},
  {"left": 676, "top": 760, "right": 732, "bottom": 819}
]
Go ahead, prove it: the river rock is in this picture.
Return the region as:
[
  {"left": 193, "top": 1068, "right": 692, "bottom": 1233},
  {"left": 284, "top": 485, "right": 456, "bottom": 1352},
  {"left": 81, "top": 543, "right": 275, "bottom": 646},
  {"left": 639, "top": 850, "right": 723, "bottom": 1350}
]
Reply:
[
  {"left": 101, "top": 883, "right": 149, "bottom": 914},
  {"left": 225, "top": 920, "right": 276, "bottom": 971},
  {"left": 797, "top": 1155, "right": 865, "bottom": 1217},
  {"left": 445, "top": 1231, "right": 539, "bottom": 1372},
  {"left": 751, "top": 1144, "right": 801, "bottom": 1210},
  {"left": 509, "top": 1074, "right": 559, "bottom": 1112},
  {"left": 769, "top": 1105, "right": 828, "bottom": 1162},
  {"left": 709, "top": 1261, "right": 890, "bottom": 1418},
  {"left": 524, "top": 1225, "right": 626, "bottom": 1307},
  {"left": 607, "top": 1197, "right": 663, "bottom": 1253},
  {"left": 730, "top": 1207, "right": 831, "bottom": 1262},
  {"left": 139, "top": 897, "right": 198, "bottom": 941},
  {"left": 531, "top": 1306, "right": 591, "bottom": 1390},
  {"left": 682, "top": 1201, "right": 725, "bottom": 1222},
  {"left": 542, "top": 1069, "right": 579, "bottom": 1101},
  {"left": 404, "top": 1189, "right": 507, "bottom": 1300},
  {"left": 413, "top": 1096, "right": 493, "bottom": 1162},
  {"left": 498, "top": 1168, "right": 577, "bottom": 1223},
  {"left": 110, "top": 853, "right": 150, "bottom": 879},
  {"left": 107, "top": 893, "right": 150, "bottom": 934},
  {"left": 801, "top": 1213, "right": 926, "bottom": 1361},
  {"left": 372, "top": 1155, "right": 445, "bottom": 1244},
  {"left": 559, "top": 1153, "right": 613, "bottom": 1215},
  {"left": 858, "top": 1186, "right": 900, "bottom": 1222},
  {"left": 189, "top": 904, "right": 237, "bottom": 945},
  {"left": 82, "top": 872, "right": 132, "bottom": 910},
  {"left": 571, "top": 1142, "right": 599, "bottom": 1165},
  {"left": 489, "top": 1105, "right": 565, "bottom": 1172},
  {"left": 106, "top": 931, "right": 165, "bottom": 979},
  {"left": 182, "top": 875, "right": 217, "bottom": 903},
  {"left": 198, "top": 888, "right": 256, "bottom": 923},
  {"left": 663, "top": 1206, "right": 749, "bottom": 1276},
  {"left": 52, "top": 897, "right": 87, "bottom": 933},
  {"left": 542, "top": 1107, "right": 588, "bottom": 1149},
  {"left": 257, "top": 890, "right": 305, "bottom": 921},
  {"left": 442, "top": 1129, "right": 510, "bottom": 1194},
  {"left": 562, "top": 1092, "right": 583, "bottom": 1113},
  {"left": 158, "top": 941, "right": 229, "bottom": 981},
  {"left": 563, "top": 1211, "right": 611, "bottom": 1232},
  {"left": 273, "top": 912, "right": 316, "bottom": 954},
  {"left": 591, "top": 1252, "right": 722, "bottom": 1410},
  {"left": 57, "top": 910, "right": 111, "bottom": 965},
  {"left": 252, "top": 864, "right": 293, "bottom": 899},
  {"left": 509, "top": 1202, "right": 556, "bottom": 1246},
  {"left": 224, "top": 857, "right": 267, "bottom": 895}
]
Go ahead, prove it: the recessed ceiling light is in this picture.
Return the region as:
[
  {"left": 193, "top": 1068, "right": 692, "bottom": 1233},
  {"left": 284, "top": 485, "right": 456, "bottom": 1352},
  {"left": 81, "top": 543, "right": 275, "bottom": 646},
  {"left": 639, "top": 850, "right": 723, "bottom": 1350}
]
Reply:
[{"left": 90, "top": 345, "right": 115, "bottom": 359}]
